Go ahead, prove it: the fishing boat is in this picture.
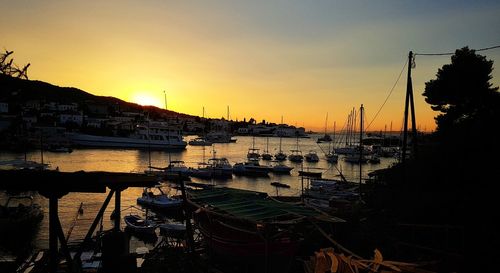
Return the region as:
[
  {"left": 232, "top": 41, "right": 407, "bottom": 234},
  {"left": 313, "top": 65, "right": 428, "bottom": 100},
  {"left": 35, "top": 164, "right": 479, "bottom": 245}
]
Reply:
[
  {"left": 124, "top": 214, "right": 156, "bottom": 234},
  {"left": 187, "top": 187, "right": 344, "bottom": 272}
]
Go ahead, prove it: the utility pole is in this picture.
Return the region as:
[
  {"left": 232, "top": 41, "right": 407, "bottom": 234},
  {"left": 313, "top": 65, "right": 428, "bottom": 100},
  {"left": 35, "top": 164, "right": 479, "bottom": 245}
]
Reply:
[{"left": 402, "top": 51, "right": 418, "bottom": 163}]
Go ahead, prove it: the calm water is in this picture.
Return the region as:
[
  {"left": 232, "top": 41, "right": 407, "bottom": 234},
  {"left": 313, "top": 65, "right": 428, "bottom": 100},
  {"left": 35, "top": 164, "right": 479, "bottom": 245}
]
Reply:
[{"left": 0, "top": 134, "right": 396, "bottom": 250}]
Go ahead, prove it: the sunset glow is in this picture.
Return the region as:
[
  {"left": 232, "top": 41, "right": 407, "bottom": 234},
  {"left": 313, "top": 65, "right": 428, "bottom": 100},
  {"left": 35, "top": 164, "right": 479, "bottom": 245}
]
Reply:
[
  {"left": 132, "top": 93, "right": 164, "bottom": 109},
  {"left": 1, "top": 1, "right": 499, "bottom": 132}
]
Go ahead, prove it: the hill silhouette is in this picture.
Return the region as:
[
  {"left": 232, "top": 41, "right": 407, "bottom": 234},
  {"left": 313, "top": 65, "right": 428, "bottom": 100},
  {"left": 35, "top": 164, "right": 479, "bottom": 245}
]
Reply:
[{"left": 0, "top": 74, "right": 193, "bottom": 119}]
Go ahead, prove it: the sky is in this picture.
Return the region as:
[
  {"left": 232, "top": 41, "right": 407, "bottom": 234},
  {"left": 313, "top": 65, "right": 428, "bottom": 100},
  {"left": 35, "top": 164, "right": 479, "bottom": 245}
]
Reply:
[{"left": 1, "top": 0, "right": 500, "bottom": 132}]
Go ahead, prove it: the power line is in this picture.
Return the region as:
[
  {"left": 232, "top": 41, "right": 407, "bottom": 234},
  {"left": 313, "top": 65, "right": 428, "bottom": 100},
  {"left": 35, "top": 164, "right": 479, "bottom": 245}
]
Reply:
[
  {"left": 365, "top": 59, "right": 408, "bottom": 131},
  {"left": 415, "top": 44, "right": 500, "bottom": 56}
]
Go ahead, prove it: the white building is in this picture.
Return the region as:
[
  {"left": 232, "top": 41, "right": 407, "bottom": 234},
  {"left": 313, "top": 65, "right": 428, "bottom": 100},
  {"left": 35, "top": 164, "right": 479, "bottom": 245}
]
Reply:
[
  {"left": 57, "top": 103, "right": 78, "bottom": 112},
  {"left": 59, "top": 112, "right": 83, "bottom": 126}
]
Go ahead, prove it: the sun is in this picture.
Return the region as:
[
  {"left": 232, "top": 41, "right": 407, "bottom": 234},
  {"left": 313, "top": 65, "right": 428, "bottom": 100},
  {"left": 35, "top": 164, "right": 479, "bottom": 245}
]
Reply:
[{"left": 132, "top": 93, "right": 163, "bottom": 108}]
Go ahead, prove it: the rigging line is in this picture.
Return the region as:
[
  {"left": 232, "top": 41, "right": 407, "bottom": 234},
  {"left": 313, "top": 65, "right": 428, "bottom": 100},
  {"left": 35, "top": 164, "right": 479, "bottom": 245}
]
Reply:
[
  {"left": 415, "top": 44, "right": 500, "bottom": 56},
  {"left": 365, "top": 59, "right": 408, "bottom": 131}
]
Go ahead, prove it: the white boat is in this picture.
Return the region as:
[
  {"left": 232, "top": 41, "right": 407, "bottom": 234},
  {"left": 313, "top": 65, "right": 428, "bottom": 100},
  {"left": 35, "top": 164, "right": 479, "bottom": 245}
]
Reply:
[
  {"left": 68, "top": 123, "right": 186, "bottom": 150},
  {"left": 124, "top": 214, "right": 156, "bottom": 234},
  {"left": 188, "top": 137, "right": 212, "bottom": 146},
  {"left": 205, "top": 131, "right": 237, "bottom": 143},
  {"left": 206, "top": 157, "right": 233, "bottom": 178},
  {"left": 137, "top": 188, "right": 183, "bottom": 210},
  {"left": 233, "top": 159, "right": 271, "bottom": 176}
]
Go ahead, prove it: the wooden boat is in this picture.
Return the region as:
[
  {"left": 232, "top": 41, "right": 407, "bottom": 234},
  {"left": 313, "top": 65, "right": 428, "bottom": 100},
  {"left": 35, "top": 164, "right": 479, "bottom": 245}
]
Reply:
[
  {"left": 124, "top": 214, "right": 156, "bottom": 234},
  {"left": 187, "top": 187, "right": 344, "bottom": 272}
]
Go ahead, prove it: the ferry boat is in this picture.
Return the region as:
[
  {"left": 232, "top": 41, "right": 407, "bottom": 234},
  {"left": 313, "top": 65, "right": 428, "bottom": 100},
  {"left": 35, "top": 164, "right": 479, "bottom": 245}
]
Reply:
[{"left": 68, "top": 123, "right": 187, "bottom": 150}]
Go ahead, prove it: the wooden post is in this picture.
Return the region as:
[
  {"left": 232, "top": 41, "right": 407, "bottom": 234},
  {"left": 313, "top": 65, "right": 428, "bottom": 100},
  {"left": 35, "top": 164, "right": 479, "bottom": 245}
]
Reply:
[
  {"left": 179, "top": 176, "right": 195, "bottom": 253},
  {"left": 114, "top": 189, "right": 121, "bottom": 231},
  {"left": 49, "top": 197, "right": 58, "bottom": 273}
]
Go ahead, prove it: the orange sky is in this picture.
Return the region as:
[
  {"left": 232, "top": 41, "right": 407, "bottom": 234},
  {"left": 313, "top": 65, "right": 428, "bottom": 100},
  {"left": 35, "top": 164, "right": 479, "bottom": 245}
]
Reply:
[{"left": 1, "top": 1, "right": 499, "bottom": 132}]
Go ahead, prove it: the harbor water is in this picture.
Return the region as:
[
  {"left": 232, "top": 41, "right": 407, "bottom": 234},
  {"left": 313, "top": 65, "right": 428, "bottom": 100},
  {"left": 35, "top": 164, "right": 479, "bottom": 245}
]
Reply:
[{"left": 0, "top": 134, "right": 397, "bottom": 250}]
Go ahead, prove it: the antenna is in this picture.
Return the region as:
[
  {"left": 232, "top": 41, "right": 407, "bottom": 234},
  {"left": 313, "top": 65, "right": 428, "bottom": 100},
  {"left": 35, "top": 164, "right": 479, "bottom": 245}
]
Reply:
[{"left": 163, "top": 90, "right": 167, "bottom": 110}]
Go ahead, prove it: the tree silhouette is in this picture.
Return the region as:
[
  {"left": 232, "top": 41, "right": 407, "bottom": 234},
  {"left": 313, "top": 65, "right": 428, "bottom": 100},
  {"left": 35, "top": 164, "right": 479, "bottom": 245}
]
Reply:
[{"left": 423, "top": 47, "right": 500, "bottom": 135}]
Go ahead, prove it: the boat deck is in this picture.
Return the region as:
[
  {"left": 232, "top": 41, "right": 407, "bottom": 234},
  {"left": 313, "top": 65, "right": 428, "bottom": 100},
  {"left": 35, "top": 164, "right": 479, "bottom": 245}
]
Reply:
[{"left": 188, "top": 187, "right": 344, "bottom": 223}]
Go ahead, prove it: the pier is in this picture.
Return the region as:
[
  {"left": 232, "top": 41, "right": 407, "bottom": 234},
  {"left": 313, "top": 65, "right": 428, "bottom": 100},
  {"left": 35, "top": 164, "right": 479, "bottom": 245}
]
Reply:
[{"left": 0, "top": 169, "right": 157, "bottom": 273}]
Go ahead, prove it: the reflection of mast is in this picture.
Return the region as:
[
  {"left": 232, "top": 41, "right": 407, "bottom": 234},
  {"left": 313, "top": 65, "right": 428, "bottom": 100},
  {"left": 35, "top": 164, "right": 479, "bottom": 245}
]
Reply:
[
  {"left": 359, "top": 104, "right": 364, "bottom": 197},
  {"left": 147, "top": 114, "right": 151, "bottom": 171}
]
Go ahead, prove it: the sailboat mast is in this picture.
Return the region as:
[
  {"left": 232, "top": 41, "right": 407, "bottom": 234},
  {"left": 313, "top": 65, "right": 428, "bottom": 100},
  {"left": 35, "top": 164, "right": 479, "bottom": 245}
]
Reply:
[{"left": 324, "top": 112, "right": 328, "bottom": 135}]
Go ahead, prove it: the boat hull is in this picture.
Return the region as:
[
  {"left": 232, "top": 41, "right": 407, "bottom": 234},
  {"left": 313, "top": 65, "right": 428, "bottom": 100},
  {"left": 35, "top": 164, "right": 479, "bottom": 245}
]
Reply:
[{"left": 69, "top": 133, "right": 187, "bottom": 150}]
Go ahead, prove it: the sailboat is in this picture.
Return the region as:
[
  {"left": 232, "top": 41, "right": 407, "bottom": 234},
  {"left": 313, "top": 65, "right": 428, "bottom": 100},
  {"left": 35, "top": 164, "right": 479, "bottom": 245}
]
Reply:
[
  {"left": 189, "top": 107, "right": 212, "bottom": 146},
  {"left": 274, "top": 117, "right": 287, "bottom": 161},
  {"left": 317, "top": 113, "right": 332, "bottom": 143},
  {"left": 261, "top": 137, "right": 272, "bottom": 160},
  {"left": 326, "top": 121, "right": 339, "bottom": 163},
  {"left": 247, "top": 136, "right": 260, "bottom": 159},
  {"left": 344, "top": 105, "right": 369, "bottom": 163},
  {"left": 288, "top": 136, "right": 303, "bottom": 163}
]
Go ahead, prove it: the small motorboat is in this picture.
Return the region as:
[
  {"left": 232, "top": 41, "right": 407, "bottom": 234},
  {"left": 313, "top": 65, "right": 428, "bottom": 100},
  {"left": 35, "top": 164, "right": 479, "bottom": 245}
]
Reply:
[
  {"left": 270, "top": 182, "right": 290, "bottom": 188},
  {"left": 124, "top": 214, "right": 156, "bottom": 235},
  {"left": 298, "top": 170, "right": 322, "bottom": 178},
  {"left": 270, "top": 161, "right": 293, "bottom": 174},
  {"left": 137, "top": 188, "right": 183, "bottom": 210}
]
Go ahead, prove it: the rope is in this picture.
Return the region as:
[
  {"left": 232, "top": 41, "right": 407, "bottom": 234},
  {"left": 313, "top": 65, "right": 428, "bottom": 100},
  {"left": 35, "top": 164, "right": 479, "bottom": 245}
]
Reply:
[
  {"left": 414, "top": 44, "right": 500, "bottom": 56},
  {"left": 365, "top": 59, "right": 408, "bottom": 131},
  {"left": 309, "top": 221, "right": 363, "bottom": 259}
]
